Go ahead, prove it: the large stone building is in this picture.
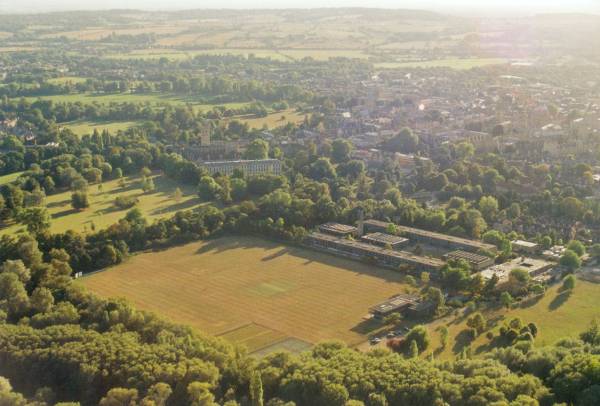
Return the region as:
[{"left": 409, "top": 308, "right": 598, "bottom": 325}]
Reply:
[{"left": 200, "top": 159, "right": 282, "bottom": 176}]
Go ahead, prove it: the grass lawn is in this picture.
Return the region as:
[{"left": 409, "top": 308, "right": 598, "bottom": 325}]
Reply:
[
  {"left": 21, "top": 92, "right": 251, "bottom": 112},
  {"left": 0, "top": 171, "right": 24, "bottom": 186},
  {"left": 375, "top": 58, "right": 507, "bottom": 70},
  {"left": 428, "top": 279, "right": 600, "bottom": 359},
  {"left": 62, "top": 120, "right": 140, "bottom": 136},
  {"left": 47, "top": 76, "right": 88, "bottom": 85},
  {"left": 80, "top": 236, "right": 415, "bottom": 352},
  {"left": 231, "top": 109, "right": 307, "bottom": 130},
  {"left": 1, "top": 173, "right": 201, "bottom": 235}
]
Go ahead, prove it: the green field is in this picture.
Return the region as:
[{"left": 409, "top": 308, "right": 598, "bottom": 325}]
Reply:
[
  {"left": 22, "top": 92, "right": 250, "bottom": 112},
  {"left": 231, "top": 109, "right": 307, "bottom": 129},
  {"left": 62, "top": 120, "right": 140, "bottom": 136},
  {"left": 1, "top": 173, "right": 201, "bottom": 235},
  {"left": 375, "top": 58, "right": 507, "bottom": 70},
  {"left": 428, "top": 278, "right": 600, "bottom": 358},
  {"left": 47, "top": 76, "right": 88, "bottom": 85},
  {"left": 0, "top": 171, "right": 24, "bottom": 186},
  {"left": 107, "top": 48, "right": 371, "bottom": 62},
  {"left": 80, "top": 236, "right": 416, "bottom": 353}
]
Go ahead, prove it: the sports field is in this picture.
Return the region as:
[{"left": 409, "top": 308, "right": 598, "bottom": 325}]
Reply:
[
  {"left": 80, "top": 236, "right": 414, "bottom": 353},
  {"left": 1, "top": 173, "right": 200, "bottom": 235}
]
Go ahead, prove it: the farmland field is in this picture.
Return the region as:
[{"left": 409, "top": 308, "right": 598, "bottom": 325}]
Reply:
[
  {"left": 428, "top": 278, "right": 600, "bottom": 359},
  {"left": 375, "top": 58, "right": 508, "bottom": 70},
  {"left": 1, "top": 173, "right": 201, "bottom": 235},
  {"left": 80, "top": 236, "right": 415, "bottom": 353}
]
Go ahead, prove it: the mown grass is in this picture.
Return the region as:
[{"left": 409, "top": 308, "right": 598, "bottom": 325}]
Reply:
[
  {"left": 1, "top": 173, "right": 201, "bottom": 235},
  {"left": 428, "top": 279, "right": 600, "bottom": 359},
  {"left": 62, "top": 120, "right": 140, "bottom": 136},
  {"left": 21, "top": 92, "right": 251, "bottom": 112},
  {"left": 80, "top": 236, "right": 414, "bottom": 349},
  {"left": 230, "top": 109, "right": 307, "bottom": 129}
]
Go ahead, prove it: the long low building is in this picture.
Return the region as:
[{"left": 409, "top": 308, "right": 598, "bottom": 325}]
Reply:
[
  {"left": 304, "top": 232, "right": 445, "bottom": 272},
  {"left": 363, "top": 219, "right": 497, "bottom": 253},
  {"left": 200, "top": 159, "right": 282, "bottom": 176},
  {"left": 444, "top": 250, "right": 494, "bottom": 271}
]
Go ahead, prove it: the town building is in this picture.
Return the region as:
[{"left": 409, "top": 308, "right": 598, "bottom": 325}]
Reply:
[
  {"left": 319, "top": 222, "right": 358, "bottom": 238},
  {"left": 480, "top": 256, "right": 554, "bottom": 286},
  {"left": 360, "top": 232, "right": 409, "bottom": 249},
  {"left": 199, "top": 159, "right": 282, "bottom": 176},
  {"left": 444, "top": 250, "right": 494, "bottom": 271},
  {"left": 370, "top": 294, "right": 433, "bottom": 319},
  {"left": 363, "top": 219, "right": 497, "bottom": 253},
  {"left": 304, "top": 232, "right": 445, "bottom": 272},
  {"left": 512, "top": 240, "right": 540, "bottom": 255}
]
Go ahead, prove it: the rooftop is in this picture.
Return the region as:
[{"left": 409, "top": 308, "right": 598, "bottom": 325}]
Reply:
[
  {"left": 480, "top": 256, "right": 553, "bottom": 283},
  {"left": 364, "top": 219, "right": 496, "bottom": 252},
  {"left": 319, "top": 222, "right": 358, "bottom": 235},
  {"left": 361, "top": 232, "right": 409, "bottom": 246},
  {"left": 370, "top": 294, "right": 419, "bottom": 314},
  {"left": 445, "top": 250, "right": 492, "bottom": 264},
  {"left": 307, "top": 232, "right": 445, "bottom": 268},
  {"left": 512, "top": 240, "right": 539, "bottom": 248}
]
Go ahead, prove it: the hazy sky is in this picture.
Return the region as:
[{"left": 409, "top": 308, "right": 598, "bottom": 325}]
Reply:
[{"left": 0, "top": 0, "right": 599, "bottom": 14}]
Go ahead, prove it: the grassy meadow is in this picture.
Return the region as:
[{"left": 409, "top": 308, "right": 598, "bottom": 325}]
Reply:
[
  {"left": 62, "top": 120, "right": 140, "bottom": 136},
  {"left": 1, "top": 173, "right": 201, "bottom": 235},
  {"left": 428, "top": 278, "right": 600, "bottom": 359},
  {"left": 375, "top": 58, "right": 507, "bottom": 70},
  {"left": 80, "top": 236, "right": 415, "bottom": 354}
]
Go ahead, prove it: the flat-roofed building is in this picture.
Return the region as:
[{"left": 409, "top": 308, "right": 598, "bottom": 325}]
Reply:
[
  {"left": 512, "top": 240, "right": 540, "bottom": 255},
  {"left": 361, "top": 232, "right": 409, "bottom": 249},
  {"left": 364, "top": 219, "right": 497, "bottom": 253},
  {"left": 370, "top": 294, "right": 419, "bottom": 320},
  {"left": 444, "top": 250, "right": 494, "bottom": 271},
  {"left": 200, "top": 159, "right": 281, "bottom": 176},
  {"left": 480, "top": 256, "right": 554, "bottom": 287},
  {"left": 319, "top": 222, "right": 358, "bottom": 237},
  {"left": 304, "top": 232, "right": 445, "bottom": 272}
]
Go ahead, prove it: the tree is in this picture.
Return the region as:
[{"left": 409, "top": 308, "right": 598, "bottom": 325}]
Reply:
[
  {"left": 309, "top": 158, "right": 337, "bottom": 181},
  {"left": 580, "top": 319, "right": 600, "bottom": 345},
  {"left": 198, "top": 176, "right": 221, "bottom": 201},
  {"left": 141, "top": 176, "right": 155, "bottom": 193},
  {"left": 142, "top": 383, "right": 172, "bottom": 406},
  {"left": 560, "top": 249, "right": 581, "bottom": 271},
  {"left": 331, "top": 139, "right": 353, "bottom": 163},
  {"left": 590, "top": 243, "right": 600, "bottom": 262},
  {"left": 30, "top": 287, "right": 54, "bottom": 313},
  {"left": 99, "top": 388, "right": 138, "bottom": 406},
  {"left": 478, "top": 196, "right": 499, "bottom": 222},
  {"left": 244, "top": 139, "right": 269, "bottom": 160},
  {"left": 566, "top": 240, "right": 586, "bottom": 257},
  {"left": 383, "top": 313, "right": 402, "bottom": 328},
  {"left": 384, "top": 127, "right": 419, "bottom": 153},
  {"left": 500, "top": 291, "right": 513, "bottom": 309},
  {"left": 71, "top": 191, "right": 89, "bottom": 210},
  {"left": 427, "top": 287, "right": 444, "bottom": 314},
  {"left": 16, "top": 207, "right": 50, "bottom": 235},
  {"left": 173, "top": 187, "right": 183, "bottom": 203},
  {"left": 466, "top": 312, "right": 486, "bottom": 335},
  {"left": 409, "top": 340, "right": 419, "bottom": 359},
  {"left": 562, "top": 274, "right": 576, "bottom": 291},
  {"left": 187, "top": 382, "right": 217, "bottom": 406},
  {"left": 250, "top": 372, "right": 264, "bottom": 406},
  {"left": 439, "top": 326, "right": 449, "bottom": 349},
  {"left": 404, "top": 325, "right": 429, "bottom": 353}
]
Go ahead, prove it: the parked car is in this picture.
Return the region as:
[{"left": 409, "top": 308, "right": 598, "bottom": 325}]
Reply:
[{"left": 369, "top": 337, "right": 381, "bottom": 345}]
